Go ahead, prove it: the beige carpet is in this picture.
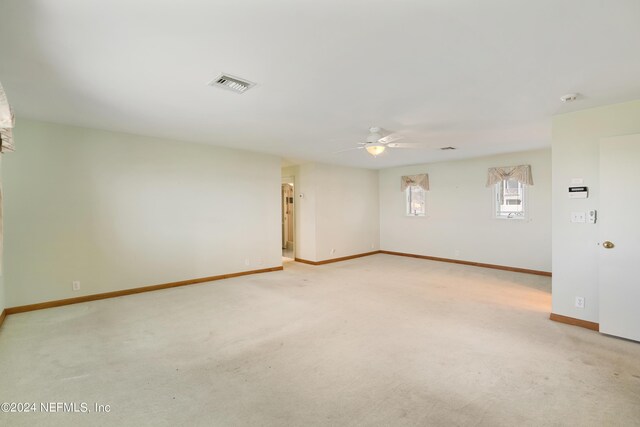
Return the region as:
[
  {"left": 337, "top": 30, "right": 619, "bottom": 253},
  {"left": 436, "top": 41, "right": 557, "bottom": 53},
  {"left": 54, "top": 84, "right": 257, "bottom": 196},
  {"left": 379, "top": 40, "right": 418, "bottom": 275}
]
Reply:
[{"left": 0, "top": 254, "right": 639, "bottom": 426}]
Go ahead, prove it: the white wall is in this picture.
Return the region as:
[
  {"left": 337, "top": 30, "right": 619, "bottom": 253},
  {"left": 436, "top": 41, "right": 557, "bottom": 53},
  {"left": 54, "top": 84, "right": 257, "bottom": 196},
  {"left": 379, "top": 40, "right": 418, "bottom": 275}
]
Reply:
[
  {"left": 283, "top": 163, "right": 379, "bottom": 262},
  {"left": 314, "top": 163, "right": 379, "bottom": 261},
  {"left": 380, "top": 149, "right": 551, "bottom": 271},
  {"left": 552, "top": 100, "right": 640, "bottom": 322},
  {"left": 3, "top": 120, "right": 282, "bottom": 307}
]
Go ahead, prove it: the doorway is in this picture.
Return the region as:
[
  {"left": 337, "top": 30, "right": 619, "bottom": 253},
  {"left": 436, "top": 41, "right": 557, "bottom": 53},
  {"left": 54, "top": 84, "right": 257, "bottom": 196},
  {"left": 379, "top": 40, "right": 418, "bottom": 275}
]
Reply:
[{"left": 281, "top": 179, "right": 295, "bottom": 261}]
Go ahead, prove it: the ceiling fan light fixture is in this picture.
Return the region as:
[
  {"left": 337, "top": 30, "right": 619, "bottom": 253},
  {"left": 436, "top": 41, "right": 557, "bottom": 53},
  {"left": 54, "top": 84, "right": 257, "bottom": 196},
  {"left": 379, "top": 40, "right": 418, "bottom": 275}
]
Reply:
[{"left": 366, "top": 144, "right": 385, "bottom": 156}]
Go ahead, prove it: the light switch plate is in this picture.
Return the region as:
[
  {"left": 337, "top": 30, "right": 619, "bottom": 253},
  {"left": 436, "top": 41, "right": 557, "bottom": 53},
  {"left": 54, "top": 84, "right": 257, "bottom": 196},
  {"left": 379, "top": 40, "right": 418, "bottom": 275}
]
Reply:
[{"left": 571, "top": 212, "right": 586, "bottom": 223}]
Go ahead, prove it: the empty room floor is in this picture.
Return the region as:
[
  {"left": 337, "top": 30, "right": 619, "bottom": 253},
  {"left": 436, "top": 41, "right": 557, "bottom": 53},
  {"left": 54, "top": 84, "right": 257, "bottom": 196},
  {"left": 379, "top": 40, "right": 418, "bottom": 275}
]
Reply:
[{"left": 1, "top": 254, "right": 639, "bottom": 426}]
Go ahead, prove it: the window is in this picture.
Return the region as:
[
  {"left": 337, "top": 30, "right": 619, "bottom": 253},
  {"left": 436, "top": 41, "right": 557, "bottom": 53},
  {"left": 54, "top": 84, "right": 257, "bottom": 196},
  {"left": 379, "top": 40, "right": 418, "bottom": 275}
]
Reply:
[
  {"left": 494, "top": 179, "right": 526, "bottom": 219},
  {"left": 406, "top": 185, "right": 426, "bottom": 216},
  {"left": 401, "top": 173, "right": 428, "bottom": 216}
]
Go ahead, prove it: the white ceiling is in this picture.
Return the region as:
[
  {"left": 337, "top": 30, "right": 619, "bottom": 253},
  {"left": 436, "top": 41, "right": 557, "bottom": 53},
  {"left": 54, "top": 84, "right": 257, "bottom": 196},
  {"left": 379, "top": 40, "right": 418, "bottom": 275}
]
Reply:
[{"left": 1, "top": 0, "right": 640, "bottom": 169}]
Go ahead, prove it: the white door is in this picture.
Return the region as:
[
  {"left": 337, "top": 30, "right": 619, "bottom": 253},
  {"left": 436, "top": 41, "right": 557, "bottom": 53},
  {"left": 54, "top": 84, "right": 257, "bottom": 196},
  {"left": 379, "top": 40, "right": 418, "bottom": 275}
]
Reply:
[{"left": 599, "top": 133, "right": 640, "bottom": 341}]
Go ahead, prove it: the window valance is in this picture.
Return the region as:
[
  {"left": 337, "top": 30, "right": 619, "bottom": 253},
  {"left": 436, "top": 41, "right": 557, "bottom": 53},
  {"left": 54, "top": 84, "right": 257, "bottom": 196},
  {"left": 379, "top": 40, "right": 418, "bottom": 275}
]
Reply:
[
  {"left": 401, "top": 174, "right": 429, "bottom": 191},
  {"left": 0, "top": 82, "right": 15, "bottom": 153},
  {"left": 0, "top": 128, "right": 14, "bottom": 153},
  {"left": 486, "top": 165, "right": 533, "bottom": 187}
]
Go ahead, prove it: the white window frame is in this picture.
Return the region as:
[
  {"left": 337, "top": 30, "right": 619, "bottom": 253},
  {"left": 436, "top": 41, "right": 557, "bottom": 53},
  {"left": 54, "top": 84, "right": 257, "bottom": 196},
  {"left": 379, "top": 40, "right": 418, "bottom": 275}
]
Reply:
[
  {"left": 494, "top": 179, "right": 527, "bottom": 220},
  {"left": 406, "top": 185, "right": 426, "bottom": 217}
]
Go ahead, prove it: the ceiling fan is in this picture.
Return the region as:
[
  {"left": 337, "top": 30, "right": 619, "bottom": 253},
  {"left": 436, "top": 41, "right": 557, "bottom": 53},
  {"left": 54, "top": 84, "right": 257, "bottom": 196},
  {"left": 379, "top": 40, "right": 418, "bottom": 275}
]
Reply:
[{"left": 334, "top": 127, "right": 431, "bottom": 157}]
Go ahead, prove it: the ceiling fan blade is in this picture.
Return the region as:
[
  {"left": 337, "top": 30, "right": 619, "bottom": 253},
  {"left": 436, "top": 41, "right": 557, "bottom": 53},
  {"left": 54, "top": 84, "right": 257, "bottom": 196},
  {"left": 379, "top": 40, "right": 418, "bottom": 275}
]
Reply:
[
  {"left": 332, "top": 146, "right": 365, "bottom": 154},
  {"left": 386, "top": 142, "right": 435, "bottom": 149},
  {"left": 379, "top": 134, "right": 404, "bottom": 144}
]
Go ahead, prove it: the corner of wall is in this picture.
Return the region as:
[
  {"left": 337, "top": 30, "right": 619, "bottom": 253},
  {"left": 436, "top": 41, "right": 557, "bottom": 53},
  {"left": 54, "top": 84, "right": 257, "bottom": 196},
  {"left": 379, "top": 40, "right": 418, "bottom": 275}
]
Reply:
[{"left": 288, "top": 162, "right": 380, "bottom": 263}]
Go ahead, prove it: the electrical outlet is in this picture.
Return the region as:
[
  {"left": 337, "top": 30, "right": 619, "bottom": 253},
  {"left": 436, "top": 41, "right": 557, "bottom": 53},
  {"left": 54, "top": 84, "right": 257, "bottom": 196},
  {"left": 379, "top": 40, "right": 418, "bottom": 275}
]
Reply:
[
  {"left": 454, "top": 249, "right": 461, "bottom": 257},
  {"left": 575, "top": 297, "right": 585, "bottom": 309},
  {"left": 330, "top": 248, "right": 336, "bottom": 255},
  {"left": 244, "top": 259, "right": 250, "bottom": 266},
  {"left": 72, "top": 281, "right": 81, "bottom": 291}
]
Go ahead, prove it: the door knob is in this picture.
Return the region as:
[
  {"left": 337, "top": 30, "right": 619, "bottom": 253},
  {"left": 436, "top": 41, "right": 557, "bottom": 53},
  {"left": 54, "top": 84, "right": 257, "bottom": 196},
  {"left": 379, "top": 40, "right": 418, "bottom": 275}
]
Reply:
[{"left": 602, "top": 241, "right": 615, "bottom": 249}]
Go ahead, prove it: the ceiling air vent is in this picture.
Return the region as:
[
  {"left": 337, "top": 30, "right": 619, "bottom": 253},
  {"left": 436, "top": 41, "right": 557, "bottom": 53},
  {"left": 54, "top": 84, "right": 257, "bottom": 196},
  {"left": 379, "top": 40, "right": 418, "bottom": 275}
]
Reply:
[
  {"left": 208, "top": 73, "right": 256, "bottom": 94},
  {"left": 440, "top": 146, "right": 456, "bottom": 150}
]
